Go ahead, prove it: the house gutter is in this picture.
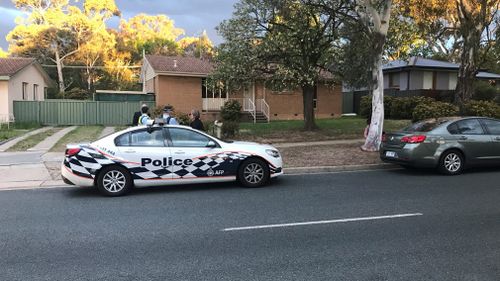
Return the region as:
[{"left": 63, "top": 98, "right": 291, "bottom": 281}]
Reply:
[{"left": 0, "top": 76, "right": 9, "bottom": 81}]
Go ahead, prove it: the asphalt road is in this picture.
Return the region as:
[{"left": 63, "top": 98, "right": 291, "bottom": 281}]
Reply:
[{"left": 0, "top": 168, "right": 499, "bottom": 281}]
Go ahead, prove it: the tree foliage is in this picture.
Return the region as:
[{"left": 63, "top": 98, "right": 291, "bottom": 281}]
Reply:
[
  {"left": 213, "top": 0, "right": 346, "bottom": 130},
  {"left": 0, "top": 48, "right": 8, "bottom": 58}
]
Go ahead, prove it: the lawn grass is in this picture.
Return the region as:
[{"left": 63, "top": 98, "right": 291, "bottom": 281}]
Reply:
[
  {"left": 237, "top": 117, "right": 411, "bottom": 142},
  {"left": 7, "top": 128, "right": 61, "bottom": 152},
  {"left": 50, "top": 126, "right": 105, "bottom": 152},
  {"left": 0, "top": 122, "right": 42, "bottom": 142}
]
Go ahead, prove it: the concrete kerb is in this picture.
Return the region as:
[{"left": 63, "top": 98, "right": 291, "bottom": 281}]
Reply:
[{"left": 283, "top": 163, "right": 400, "bottom": 175}]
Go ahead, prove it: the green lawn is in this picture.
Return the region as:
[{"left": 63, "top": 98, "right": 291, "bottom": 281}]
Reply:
[
  {"left": 7, "top": 128, "right": 61, "bottom": 152},
  {"left": 237, "top": 117, "right": 411, "bottom": 142},
  {"left": 0, "top": 122, "right": 41, "bottom": 142},
  {"left": 50, "top": 126, "right": 105, "bottom": 152}
]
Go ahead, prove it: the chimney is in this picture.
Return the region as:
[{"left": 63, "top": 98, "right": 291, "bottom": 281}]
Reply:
[{"left": 173, "top": 59, "right": 177, "bottom": 68}]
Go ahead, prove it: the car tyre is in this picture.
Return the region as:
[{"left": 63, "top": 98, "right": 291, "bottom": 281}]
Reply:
[
  {"left": 97, "top": 165, "right": 132, "bottom": 196},
  {"left": 238, "top": 158, "right": 270, "bottom": 188},
  {"left": 439, "top": 150, "right": 464, "bottom": 175}
]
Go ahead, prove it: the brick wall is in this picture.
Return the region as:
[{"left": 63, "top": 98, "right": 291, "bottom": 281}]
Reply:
[{"left": 155, "top": 75, "right": 203, "bottom": 114}]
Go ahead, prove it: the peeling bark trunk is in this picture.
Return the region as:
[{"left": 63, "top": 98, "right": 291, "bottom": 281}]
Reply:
[
  {"left": 302, "top": 84, "right": 318, "bottom": 131},
  {"left": 54, "top": 47, "right": 65, "bottom": 97},
  {"left": 361, "top": 56, "right": 384, "bottom": 151}
]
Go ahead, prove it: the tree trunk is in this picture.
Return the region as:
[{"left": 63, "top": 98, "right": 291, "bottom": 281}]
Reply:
[
  {"left": 455, "top": 25, "right": 482, "bottom": 112},
  {"left": 302, "top": 84, "right": 318, "bottom": 131},
  {"left": 361, "top": 55, "right": 384, "bottom": 152},
  {"left": 54, "top": 47, "right": 65, "bottom": 97}
]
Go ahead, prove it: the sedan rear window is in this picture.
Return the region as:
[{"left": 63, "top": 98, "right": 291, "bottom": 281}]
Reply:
[{"left": 403, "top": 120, "right": 441, "bottom": 133}]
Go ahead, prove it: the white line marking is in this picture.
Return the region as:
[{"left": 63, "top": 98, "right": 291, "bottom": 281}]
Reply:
[{"left": 222, "top": 213, "right": 423, "bottom": 232}]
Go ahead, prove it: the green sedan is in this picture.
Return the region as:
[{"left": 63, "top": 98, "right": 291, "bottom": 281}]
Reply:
[{"left": 380, "top": 117, "right": 500, "bottom": 175}]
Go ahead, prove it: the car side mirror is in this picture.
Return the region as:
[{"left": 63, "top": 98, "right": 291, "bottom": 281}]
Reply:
[{"left": 206, "top": 140, "right": 217, "bottom": 148}]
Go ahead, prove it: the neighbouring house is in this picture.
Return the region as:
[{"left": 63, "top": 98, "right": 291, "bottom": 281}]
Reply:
[
  {"left": 0, "top": 57, "right": 53, "bottom": 121},
  {"left": 142, "top": 55, "right": 342, "bottom": 122},
  {"left": 343, "top": 57, "right": 500, "bottom": 114}
]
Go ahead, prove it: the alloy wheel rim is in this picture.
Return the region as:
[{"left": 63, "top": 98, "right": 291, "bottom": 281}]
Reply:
[
  {"left": 103, "top": 170, "right": 126, "bottom": 192},
  {"left": 444, "top": 153, "right": 461, "bottom": 172},
  {"left": 244, "top": 163, "right": 264, "bottom": 184}
]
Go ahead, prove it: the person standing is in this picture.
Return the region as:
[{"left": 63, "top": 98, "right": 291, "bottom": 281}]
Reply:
[
  {"left": 162, "top": 105, "right": 178, "bottom": 125},
  {"left": 138, "top": 105, "right": 152, "bottom": 125},
  {"left": 133, "top": 104, "right": 148, "bottom": 125},
  {"left": 189, "top": 109, "right": 205, "bottom": 131}
]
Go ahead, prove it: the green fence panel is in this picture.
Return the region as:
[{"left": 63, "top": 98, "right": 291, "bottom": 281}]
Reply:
[
  {"left": 13, "top": 100, "right": 156, "bottom": 126},
  {"left": 13, "top": 101, "right": 39, "bottom": 123},
  {"left": 342, "top": 92, "right": 354, "bottom": 114}
]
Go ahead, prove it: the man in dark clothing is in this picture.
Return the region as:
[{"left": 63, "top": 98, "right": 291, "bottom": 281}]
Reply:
[
  {"left": 189, "top": 109, "right": 204, "bottom": 131},
  {"left": 132, "top": 104, "right": 148, "bottom": 126}
]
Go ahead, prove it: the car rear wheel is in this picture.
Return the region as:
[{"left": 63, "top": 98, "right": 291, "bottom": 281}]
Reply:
[
  {"left": 439, "top": 150, "right": 464, "bottom": 175},
  {"left": 238, "top": 158, "right": 270, "bottom": 188},
  {"left": 97, "top": 166, "right": 132, "bottom": 196}
]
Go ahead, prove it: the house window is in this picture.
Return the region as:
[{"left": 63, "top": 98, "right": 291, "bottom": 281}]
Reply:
[
  {"left": 22, "top": 82, "right": 28, "bottom": 100},
  {"left": 202, "top": 78, "right": 227, "bottom": 98},
  {"left": 33, "top": 84, "right": 38, "bottom": 100},
  {"left": 389, "top": 73, "right": 400, "bottom": 88}
]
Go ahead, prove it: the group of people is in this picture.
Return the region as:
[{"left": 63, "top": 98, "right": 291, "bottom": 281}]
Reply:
[{"left": 132, "top": 104, "right": 204, "bottom": 131}]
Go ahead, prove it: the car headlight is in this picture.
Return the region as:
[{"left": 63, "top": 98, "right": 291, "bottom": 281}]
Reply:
[{"left": 266, "top": 149, "right": 280, "bottom": 158}]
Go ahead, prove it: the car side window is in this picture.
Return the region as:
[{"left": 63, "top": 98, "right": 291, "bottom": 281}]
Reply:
[
  {"left": 168, "top": 128, "right": 212, "bottom": 147},
  {"left": 451, "top": 119, "right": 484, "bottom": 135},
  {"left": 129, "top": 128, "right": 166, "bottom": 147},
  {"left": 115, "top": 133, "right": 130, "bottom": 146},
  {"left": 482, "top": 119, "right": 500, "bottom": 135}
]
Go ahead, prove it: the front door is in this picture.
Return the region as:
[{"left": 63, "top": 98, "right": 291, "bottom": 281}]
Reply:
[
  {"left": 166, "top": 127, "right": 231, "bottom": 182},
  {"left": 449, "top": 119, "right": 491, "bottom": 164},
  {"left": 480, "top": 118, "right": 500, "bottom": 162},
  {"left": 114, "top": 127, "right": 173, "bottom": 185},
  {"left": 243, "top": 83, "right": 255, "bottom": 112}
]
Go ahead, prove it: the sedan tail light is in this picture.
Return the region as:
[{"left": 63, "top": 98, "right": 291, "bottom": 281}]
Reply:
[
  {"left": 382, "top": 132, "right": 387, "bottom": 142},
  {"left": 65, "top": 148, "right": 81, "bottom": 157},
  {"left": 401, "top": 135, "right": 426, "bottom": 143}
]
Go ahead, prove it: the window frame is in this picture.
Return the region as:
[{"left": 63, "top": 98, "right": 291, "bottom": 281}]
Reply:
[
  {"left": 479, "top": 118, "right": 500, "bottom": 135},
  {"left": 166, "top": 127, "right": 220, "bottom": 148},
  {"left": 22, "top": 82, "right": 28, "bottom": 100},
  {"left": 114, "top": 128, "right": 168, "bottom": 147},
  {"left": 33, "top": 84, "right": 38, "bottom": 100},
  {"left": 447, "top": 119, "right": 486, "bottom": 135}
]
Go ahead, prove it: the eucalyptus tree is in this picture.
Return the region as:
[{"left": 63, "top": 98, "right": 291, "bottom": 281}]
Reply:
[{"left": 212, "top": 0, "right": 349, "bottom": 130}]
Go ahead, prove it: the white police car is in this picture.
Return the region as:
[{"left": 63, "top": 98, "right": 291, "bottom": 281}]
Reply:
[{"left": 61, "top": 123, "right": 283, "bottom": 196}]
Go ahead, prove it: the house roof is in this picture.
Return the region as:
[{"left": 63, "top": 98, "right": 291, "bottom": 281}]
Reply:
[
  {"left": 145, "top": 55, "right": 214, "bottom": 76},
  {"left": 383, "top": 56, "right": 500, "bottom": 80},
  {"left": 0, "top": 57, "right": 36, "bottom": 76}
]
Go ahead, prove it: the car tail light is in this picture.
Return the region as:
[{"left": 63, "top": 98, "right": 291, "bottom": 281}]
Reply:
[
  {"left": 382, "top": 133, "right": 387, "bottom": 142},
  {"left": 65, "top": 148, "right": 81, "bottom": 157},
  {"left": 401, "top": 135, "right": 426, "bottom": 143}
]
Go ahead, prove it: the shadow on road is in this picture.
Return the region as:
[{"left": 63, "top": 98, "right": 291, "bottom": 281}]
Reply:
[
  {"left": 64, "top": 178, "right": 284, "bottom": 198},
  {"left": 384, "top": 166, "right": 500, "bottom": 177}
]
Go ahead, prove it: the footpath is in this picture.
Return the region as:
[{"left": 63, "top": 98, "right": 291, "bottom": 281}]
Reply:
[{"left": 0, "top": 139, "right": 394, "bottom": 190}]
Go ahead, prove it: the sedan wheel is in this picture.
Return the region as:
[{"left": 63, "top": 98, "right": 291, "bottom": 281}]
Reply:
[
  {"left": 97, "top": 166, "right": 132, "bottom": 196},
  {"left": 439, "top": 151, "right": 464, "bottom": 175},
  {"left": 239, "top": 158, "right": 270, "bottom": 187}
]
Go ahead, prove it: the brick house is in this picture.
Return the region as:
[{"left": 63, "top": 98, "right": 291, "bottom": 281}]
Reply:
[
  {"left": 142, "top": 55, "right": 342, "bottom": 122},
  {"left": 0, "top": 57, "right": 53, "bottom": 122}
]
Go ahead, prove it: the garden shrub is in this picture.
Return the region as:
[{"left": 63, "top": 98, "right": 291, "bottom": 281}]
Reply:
[
  {"left": 220, "top": 100, "right": 242, "bottom": 122},
  {"left": 221, "top": 121, "right": 239, "bottom": 138},
  {"left": 412, "top": 101, "right": 459, "bottom": 121},
  {"left": 390, "top": 96, "right": 434, "bottom": 119},
  {"left": 359, "top": 95, "right": 394, "bottom": 118},
  {"left": 473, "top": 81, "right": 499, "bottom": 101},
  {"left": 463, "top": 100, "right": 500, "bottom": 118}
]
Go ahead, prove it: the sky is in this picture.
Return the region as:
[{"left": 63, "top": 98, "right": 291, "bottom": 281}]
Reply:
[{"left": 0, "top": 0, "right": 239, "bottom": 50}]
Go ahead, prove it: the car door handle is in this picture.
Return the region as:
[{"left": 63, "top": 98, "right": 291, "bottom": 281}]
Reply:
[
  {"left": 495, "top": 137, "right": 500, "bottom": 141},
  {"left": 174, "top": 151, "right": 185, "bottom": 154},
  {"left": 123, "top": 149, "right": 136, "bottom": 153},
  {"left": 459, "top": 136, "right": 468, "bottom": 140}
]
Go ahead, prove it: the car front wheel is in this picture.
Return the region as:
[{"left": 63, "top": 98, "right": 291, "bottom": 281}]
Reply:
[
  {"left": 97, "top": 166, "right": 132, "bottom": 196},
  {"left": 439, "top": 150, "right": 464, "bottom": 175},
  {"left": 238, "top": 158, "right": 270, "bottom": 188}
]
